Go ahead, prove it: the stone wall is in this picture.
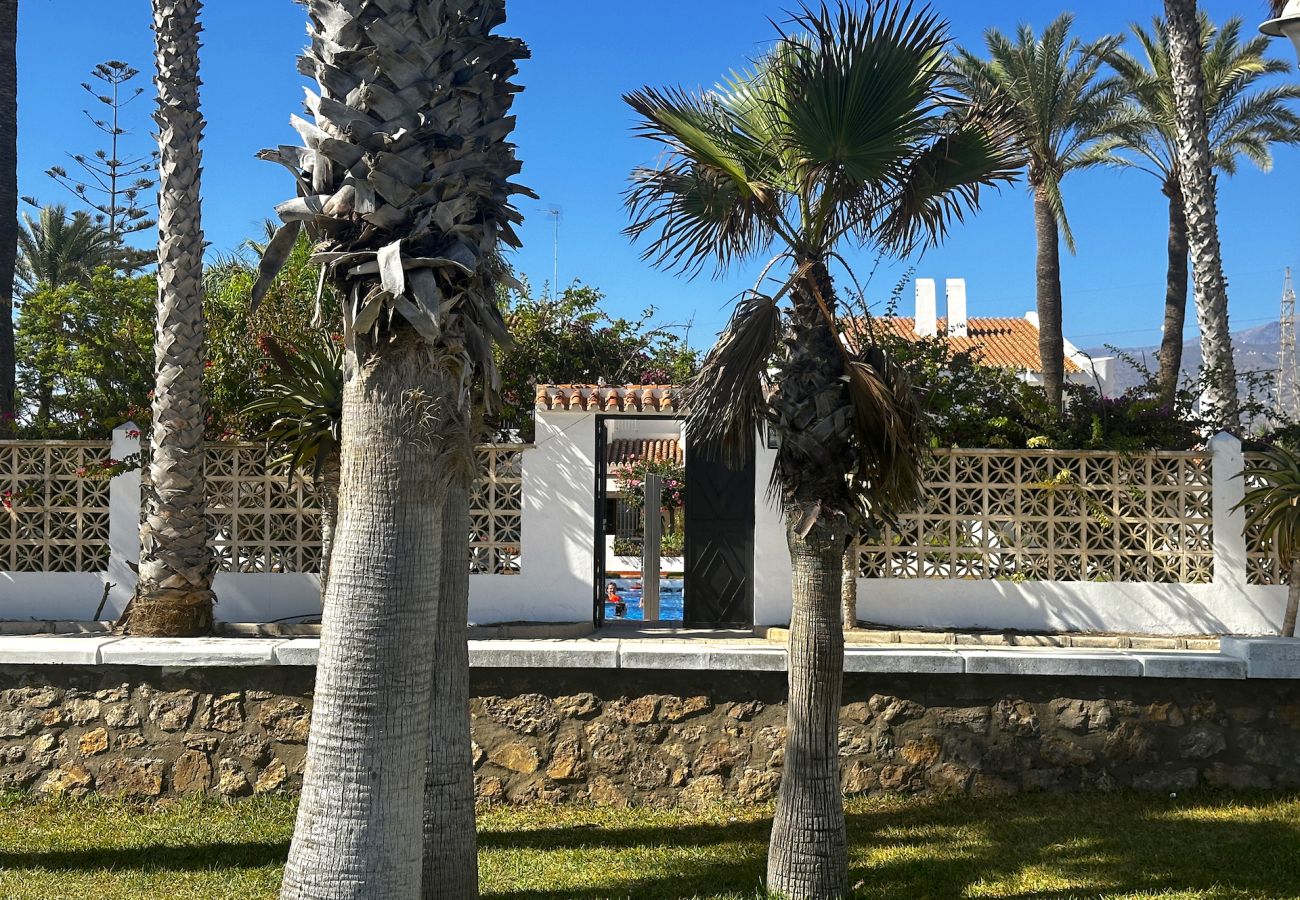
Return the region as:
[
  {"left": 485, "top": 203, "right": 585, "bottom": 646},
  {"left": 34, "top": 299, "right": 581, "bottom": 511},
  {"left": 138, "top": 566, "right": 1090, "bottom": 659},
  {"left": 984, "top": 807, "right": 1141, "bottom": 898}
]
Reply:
[{"left": 4, "top": 665, "right": 1300, "bottom": 802}]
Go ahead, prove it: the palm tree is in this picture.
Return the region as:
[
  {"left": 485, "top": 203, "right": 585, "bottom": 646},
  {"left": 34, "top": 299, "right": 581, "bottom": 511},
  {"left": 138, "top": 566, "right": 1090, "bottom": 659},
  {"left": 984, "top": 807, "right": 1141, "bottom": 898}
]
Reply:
[
  {"left": 0, "top": 0, "right": 16, "bottom": 428},
  {"left": 1101, "top": 17, "right": 1300, "bottom": 408},
  {"left": 951, "top": 16, "right": 1124, "bottom": 414},
  {"left": 120, "top": 0, "right": 214, "bottom": 637},
  {"left": 254, "top": 2, "right": 528, "bottom": 896},
  {"left": 1241, "top": 445, "right": 1300, "bottom": 636},
  {"left": 15, "top": 204, "right": 117, "bottom": 295},
  {"left": 14, "top": 205, "right": 118, "bottom": 421},
  {"left": 626, "top": 4, "right": 1017, "bottom": 895},
  {"left": 243, "top": 334, "right": 342, "bottom": 591},
  {"left": 1164, "top": 0, "right": 1239, "bottom": 428}
]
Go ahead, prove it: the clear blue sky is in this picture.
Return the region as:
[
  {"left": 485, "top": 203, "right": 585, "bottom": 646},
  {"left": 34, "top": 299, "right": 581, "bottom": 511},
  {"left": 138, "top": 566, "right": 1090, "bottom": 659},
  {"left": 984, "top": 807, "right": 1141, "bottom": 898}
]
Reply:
[{"left": 15, "top": 0, "right": 1300, "bottom": 353}]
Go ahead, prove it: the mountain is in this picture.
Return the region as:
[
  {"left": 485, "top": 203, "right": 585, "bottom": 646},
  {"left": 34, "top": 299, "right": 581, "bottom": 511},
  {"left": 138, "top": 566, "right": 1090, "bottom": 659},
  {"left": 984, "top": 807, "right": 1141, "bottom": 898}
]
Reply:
[{"left": 1088, "top": 321, "right": 1283, "bottom": 399}]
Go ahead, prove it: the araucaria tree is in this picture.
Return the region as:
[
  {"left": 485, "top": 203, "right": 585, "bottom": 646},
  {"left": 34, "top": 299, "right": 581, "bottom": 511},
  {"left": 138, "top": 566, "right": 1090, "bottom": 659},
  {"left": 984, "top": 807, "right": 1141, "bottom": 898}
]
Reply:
[
  {"left": 254, "top": 2, "right": 529, "bottom": 898},
  {"left": 123, "top": 0, "right": 215, "bottom": 636},
  {"left": 1163, "top": 0, "right": 1240, "bottom": 429},
  {"left": 1102, "top": 17, "right": 1300, "bottom": 408},
  {"left": 951, "top": 16, "right": 1123, "bottom": 415},
  {"left": 625, "top": 3, "right": 1016, "bottom": 896}
]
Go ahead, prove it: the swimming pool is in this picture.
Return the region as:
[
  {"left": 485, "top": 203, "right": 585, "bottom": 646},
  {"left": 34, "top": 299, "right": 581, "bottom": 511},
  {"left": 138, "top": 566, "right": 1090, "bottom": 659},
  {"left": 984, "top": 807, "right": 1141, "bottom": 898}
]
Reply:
[{"left": 604, "top": 578, "right": 684, "bottom": 621}]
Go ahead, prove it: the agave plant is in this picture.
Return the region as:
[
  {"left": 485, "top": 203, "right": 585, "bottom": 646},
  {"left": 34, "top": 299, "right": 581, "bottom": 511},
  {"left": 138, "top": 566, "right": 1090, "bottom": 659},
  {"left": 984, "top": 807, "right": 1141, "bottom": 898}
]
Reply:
[
  {"left": 1241, "top": 446, "right": 1300, "bottom": 636},
  {"left": 626, "top": 2, "right": 1018, "bottom": 894},
  {"left": 243, "top": 333, "right": 342, "bottom": 591},
  {"left": 254, "top": 2, "right": 529, "bottom": 897}
]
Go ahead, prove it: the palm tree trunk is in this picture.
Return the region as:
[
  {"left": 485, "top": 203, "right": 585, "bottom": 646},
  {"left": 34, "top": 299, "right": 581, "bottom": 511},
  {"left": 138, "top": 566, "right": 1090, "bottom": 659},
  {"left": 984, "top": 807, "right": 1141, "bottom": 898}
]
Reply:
[
  {"left": 1033, "top": 191, "right": 1065, "bottom": 414},
  {"left": 317, "top": 453, "right": 340, "bottom": 596},
  {"left": 422, "top": 474, "right": 478, "bottom": 900},
  {"left": 1158, "top": 177, "right": 1190, "bottom": 410},
  {"left": 1285, "top": 558, "right": 1300, "bottom": 638},
  {"left": 841, "top": 542, "right": 856, "bottom": 631},
  {"left": 1164, "top": 0, "right": 1239, "bottom": 430},
  {"left": 0, "top": 0, "right": 16, "bottom": 430},
  {"left": 281, "top": 334, "right": 449, "bottom": 900},
  {"left": 768, "top": 513, "right": 850, "bottom": 900},
  {"left": 125, "top": 0, "right": 213, "bottom": 637}
]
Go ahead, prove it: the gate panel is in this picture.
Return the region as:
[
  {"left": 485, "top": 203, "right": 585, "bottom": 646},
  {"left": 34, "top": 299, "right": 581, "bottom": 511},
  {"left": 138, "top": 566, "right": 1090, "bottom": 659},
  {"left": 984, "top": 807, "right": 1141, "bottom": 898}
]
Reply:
[{"left": 684, "top": 447, "right": 755, "bottom": 627}]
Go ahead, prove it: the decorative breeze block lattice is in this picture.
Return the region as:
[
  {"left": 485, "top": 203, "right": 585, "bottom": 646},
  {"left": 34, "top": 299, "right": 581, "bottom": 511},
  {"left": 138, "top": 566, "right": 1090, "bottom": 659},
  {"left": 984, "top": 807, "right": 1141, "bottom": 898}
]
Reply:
[
  {"left": 0, "top": 442, "right": 112, "bottom": 573},
  {"left": 858, "top": 449, "right": 1214, "bottom": 584}
]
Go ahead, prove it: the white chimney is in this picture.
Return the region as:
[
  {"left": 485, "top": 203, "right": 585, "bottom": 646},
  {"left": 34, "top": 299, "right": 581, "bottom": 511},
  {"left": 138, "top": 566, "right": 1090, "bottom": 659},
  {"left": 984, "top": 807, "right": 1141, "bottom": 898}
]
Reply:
[
  {"left": 946, "top": 278, "right": 968, "bottom": 337},
  {"left": 915, "top": 278, "right": 937, "bottom": 337}
]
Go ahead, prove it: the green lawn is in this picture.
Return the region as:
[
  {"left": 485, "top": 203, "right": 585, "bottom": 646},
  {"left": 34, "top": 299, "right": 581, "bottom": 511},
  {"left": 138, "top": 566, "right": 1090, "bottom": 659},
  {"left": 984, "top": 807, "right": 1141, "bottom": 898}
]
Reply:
[{"left": 2, "top": 791, "right": 1300, "bottom": 899}]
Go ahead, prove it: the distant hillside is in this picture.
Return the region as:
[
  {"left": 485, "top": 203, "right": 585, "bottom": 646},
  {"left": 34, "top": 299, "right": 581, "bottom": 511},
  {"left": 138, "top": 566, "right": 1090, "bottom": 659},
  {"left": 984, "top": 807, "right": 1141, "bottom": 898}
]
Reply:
[{"left": 1087, "top": 321, "right": 1282, "bottom": 398}]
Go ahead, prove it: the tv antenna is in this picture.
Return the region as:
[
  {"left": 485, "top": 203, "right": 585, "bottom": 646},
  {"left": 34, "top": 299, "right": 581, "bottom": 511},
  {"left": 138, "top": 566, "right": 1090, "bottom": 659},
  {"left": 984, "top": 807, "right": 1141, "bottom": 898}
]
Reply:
[{"left": 545, "top": 205, "right": 562, "bottom": 296}]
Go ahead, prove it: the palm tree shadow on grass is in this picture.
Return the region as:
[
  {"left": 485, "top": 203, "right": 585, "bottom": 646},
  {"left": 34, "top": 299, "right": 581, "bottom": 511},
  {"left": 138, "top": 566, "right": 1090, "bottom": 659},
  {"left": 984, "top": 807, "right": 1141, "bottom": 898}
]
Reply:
[
  {"left": 481, "top": 794, "right": 1300, "bottom": 899},
  {"left": 0, "top": 840, "right": 290, "bottom": 874}
]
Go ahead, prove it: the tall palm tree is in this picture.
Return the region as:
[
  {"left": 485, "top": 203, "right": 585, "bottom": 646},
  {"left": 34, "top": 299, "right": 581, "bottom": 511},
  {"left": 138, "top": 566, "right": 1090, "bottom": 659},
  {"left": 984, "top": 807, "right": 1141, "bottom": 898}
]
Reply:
[
  {"left": 1164, "top": 0, "right": 1239, "bottom": 428},
  {"left": 0, "top": 0, "right": 15, "bottom": 428},
  {"left": 1102, "top": 17, "right": 1300, "bottom": 408},
  {"left": 951, "top": 16, "right": 1124, "bottom": 414},
  {"left": 120, "top": 0, "right": 214, "bottom": 637},
  {"left": 254, "top": 2, "right": 528, "bottom": 897},
  {"left": 626, "top": 4, "right": 1017, "bottom": 895},
  {"left": 14, "top": 205, "right": 116, "bottom": 295}
]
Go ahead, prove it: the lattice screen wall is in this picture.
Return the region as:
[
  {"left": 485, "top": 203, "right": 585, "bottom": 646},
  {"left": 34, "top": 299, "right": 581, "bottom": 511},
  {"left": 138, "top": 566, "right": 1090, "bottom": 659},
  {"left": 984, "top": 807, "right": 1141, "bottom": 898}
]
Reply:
[
  {"left": 206, "top": 442, "right": 525, "bottom": 576},
  {"left": 1244, "top": 452, "right": 1287, "bottom": 586},
  {"left": 858, "top": 450, "right": 1214, "bottom": 583},
  {"left": 0, "top": 442, "right": 112, "bottom": 572}
]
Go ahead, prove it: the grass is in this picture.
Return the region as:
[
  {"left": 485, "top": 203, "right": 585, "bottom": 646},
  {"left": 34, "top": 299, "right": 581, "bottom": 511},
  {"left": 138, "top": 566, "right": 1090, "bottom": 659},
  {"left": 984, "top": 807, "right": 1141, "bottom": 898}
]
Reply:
[{"left": 2, "top": 791, "right": 1300, "bottom": 898}]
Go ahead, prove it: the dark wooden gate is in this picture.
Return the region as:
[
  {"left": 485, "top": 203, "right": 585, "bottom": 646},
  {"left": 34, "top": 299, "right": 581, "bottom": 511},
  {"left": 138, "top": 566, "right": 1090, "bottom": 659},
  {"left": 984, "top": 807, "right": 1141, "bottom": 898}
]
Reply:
[{"left": 684, "top": 446, "right": 755, "bottom": 627}]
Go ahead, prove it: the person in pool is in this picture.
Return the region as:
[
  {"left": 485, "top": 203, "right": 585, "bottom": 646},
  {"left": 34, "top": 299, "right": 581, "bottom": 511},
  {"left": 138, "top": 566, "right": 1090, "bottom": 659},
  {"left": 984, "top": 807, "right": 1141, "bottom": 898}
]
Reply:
[{"left": 606, "top": 582, "right": 627, "bottom": 618}]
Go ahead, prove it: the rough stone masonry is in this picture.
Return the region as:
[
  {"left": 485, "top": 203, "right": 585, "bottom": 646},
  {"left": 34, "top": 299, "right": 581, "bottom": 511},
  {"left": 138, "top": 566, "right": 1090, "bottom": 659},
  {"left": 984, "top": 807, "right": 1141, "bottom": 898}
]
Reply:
[{"left": 2, "top": 665, "right": 1299, "bottom": 802}]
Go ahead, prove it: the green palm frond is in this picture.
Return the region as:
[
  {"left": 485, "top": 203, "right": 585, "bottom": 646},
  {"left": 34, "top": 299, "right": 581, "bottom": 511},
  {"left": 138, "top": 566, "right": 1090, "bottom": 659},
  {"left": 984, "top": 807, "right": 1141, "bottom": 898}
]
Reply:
[
  {"left": 1239, "top": 446, "right": 1300, "bottom": 567},
  {"left": 15, "top": 204, "right": 118, "bottom": 295},
  {"left": 949, "top": 14, "right": 1125, "bottom": 253},
  {"left": 1102, "top": 15, "right": 1300, "bottom": 189},
  {"left": 243, "top": 334, "right": 342, "bottom": 484}
]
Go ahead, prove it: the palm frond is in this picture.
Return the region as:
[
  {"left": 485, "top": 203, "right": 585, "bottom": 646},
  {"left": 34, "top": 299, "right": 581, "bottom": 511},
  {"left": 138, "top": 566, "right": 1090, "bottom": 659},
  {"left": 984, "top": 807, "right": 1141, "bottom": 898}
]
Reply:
[
  {"left": 1239, "top": 446, "right": 1300, "bottom": 567},
  {"left": 243, "top": 334, "right": 343, "bottom": 484},
  {"left": 686, "top": 292, "right": 782, "bottom": 469}
]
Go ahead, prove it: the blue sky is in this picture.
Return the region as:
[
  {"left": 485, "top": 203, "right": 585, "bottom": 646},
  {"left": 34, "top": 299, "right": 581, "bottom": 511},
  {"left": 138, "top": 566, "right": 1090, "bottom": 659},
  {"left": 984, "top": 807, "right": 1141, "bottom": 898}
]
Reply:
[{"left": 15, "top": 0, "right": 1300, "bottom": 353}]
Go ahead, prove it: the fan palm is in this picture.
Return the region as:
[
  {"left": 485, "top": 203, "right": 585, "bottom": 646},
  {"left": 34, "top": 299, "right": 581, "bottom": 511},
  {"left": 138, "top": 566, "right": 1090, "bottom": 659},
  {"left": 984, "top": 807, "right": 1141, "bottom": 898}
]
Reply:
[
  {"left": 117, "top": 0, "right": 216, "bottom": 637},
  {"left": 1101, "top": 16, "right": 1300, "bottom": 407},
  {"left": 1241, "top": 446, "right": 1300, "bottom": 636},
  {"left": 950, "top": 16, "right": 1124, "bottom": 414},
  {"left": 254, "top": 2, "right": 529, "bottom": 897},
  {"left": 15, "top": 204, "right": 117, "bottom": 295},
  {"left": 0, "top": 0, "right": 15, "bottom": 427},
  {"left": 626, "top": 3, "right": 1017, "bottom": 895},
  {"left": 243, "top": 334, "right": 343, "bottom": 591},
  {"left": 1163, "top": 0, "right": 1239, "bottom": 428}
]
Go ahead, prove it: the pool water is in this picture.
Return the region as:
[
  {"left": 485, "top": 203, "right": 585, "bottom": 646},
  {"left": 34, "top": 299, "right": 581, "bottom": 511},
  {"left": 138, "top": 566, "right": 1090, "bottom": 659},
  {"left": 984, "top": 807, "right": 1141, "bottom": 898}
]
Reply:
[{"left": 604, "top": 578, "right": 684, "bottom": 621}]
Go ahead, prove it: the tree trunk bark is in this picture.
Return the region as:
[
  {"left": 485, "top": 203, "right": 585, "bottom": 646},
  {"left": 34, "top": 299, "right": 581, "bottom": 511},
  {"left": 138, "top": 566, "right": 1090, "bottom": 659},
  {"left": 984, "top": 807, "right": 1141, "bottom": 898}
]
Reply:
[
  {"left": 125, "top": 0, "right": 214, "bottom": 637},
  {"left": 317, "top": 453, "right": 340, "bottom": 597},
  {"left": 1285, "top": 559, "right": 1300, "bottom": 638},
  {"left": 1157, "top": 178, "right": 1190, "bottom": 410},
  {"left": 1033, "top": 191, "right": 1065, "bottom": 415},
  {"left": 0, "top": 0, "right": 16, "bottom": 430},
  {"left": 281, "top": 333, "right": 450, "bottom": 900},
  {"left": 1164, "top": 0, "right": 1240, "bottom": 430},
  {"left": 767, "top": 513, "right": 849, "bottom": 900},
  {"left": 422, "top": 471, "right": 478, "bottom": 900},
  {"left": 841, "top": 542, "right": 857, "bottom": 631}
]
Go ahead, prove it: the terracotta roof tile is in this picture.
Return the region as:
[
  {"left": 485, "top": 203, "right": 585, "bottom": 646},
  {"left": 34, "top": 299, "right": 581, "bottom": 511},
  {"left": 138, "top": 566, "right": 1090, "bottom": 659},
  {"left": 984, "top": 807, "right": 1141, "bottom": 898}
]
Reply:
[
  {"left": 534, "top": 384, "right": 680, "bottom": 413},
  {"left": 869, "top": 317, "right": 1082, "bottom": 374},
  {"left": 609, "top": 438, "right": 684, "bottom": 465}
]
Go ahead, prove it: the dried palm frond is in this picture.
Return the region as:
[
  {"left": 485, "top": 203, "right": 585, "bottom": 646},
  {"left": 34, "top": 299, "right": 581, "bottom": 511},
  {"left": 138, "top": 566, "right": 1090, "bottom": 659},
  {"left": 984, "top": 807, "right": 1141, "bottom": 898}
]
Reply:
[{"left": 686, "top": 291, "right": 782, "bottom": 469}]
